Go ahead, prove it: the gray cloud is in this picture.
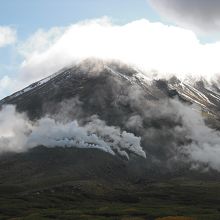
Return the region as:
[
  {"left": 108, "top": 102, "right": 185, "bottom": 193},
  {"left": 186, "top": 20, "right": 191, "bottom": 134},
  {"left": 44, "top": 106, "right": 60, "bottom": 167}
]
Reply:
[{"left": 149, "top": 0, "right": 220, "bottom": 33}]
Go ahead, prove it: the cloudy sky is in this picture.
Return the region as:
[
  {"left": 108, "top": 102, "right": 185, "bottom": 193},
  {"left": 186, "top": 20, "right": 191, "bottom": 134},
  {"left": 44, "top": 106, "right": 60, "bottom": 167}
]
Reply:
[{"left": 1, "top": 0, "right": 220, "bottom": 98}]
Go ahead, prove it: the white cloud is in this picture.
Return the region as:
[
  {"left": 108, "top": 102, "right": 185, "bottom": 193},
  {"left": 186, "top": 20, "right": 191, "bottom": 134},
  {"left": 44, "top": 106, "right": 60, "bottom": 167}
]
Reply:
[
  {"left": 0, "top": 74, "right": 25, "bottom": 99},
  {"left": 0, "top": 105, "right": 146, "bottom": 159},
  {"left": 0, "top": 76, "right": 14, "bottom": 98},
  {"left": 172, "top": 100, "right": 220, "bottom": 171},
  {"left": 148, "top": 0, "right": 220, "bottom": 34},
  {"left": 17, "top": 17, "right": 220, "bottom": 88},
  {"left": 0, "top": 105, "right": 31, "bottom": 153},
  {"left": 18, "top": 27, "right": 65, "bottom": 58},
  {"left": 0, "top": 75, "right": 11, "bottom": 90},
  {"left": 0, "top": 26, "right": 16, "bottom": 47}
]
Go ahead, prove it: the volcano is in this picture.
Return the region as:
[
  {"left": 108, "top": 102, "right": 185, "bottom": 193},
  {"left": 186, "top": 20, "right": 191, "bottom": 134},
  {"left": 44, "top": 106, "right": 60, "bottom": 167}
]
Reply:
[{"left": 1, "top": 59, "right": 220, "bottom": 219}]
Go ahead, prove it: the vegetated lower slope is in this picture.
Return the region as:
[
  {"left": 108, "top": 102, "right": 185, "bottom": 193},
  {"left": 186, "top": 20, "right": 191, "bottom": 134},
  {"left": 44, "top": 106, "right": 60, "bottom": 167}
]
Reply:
[{"left": 1, "top": 146, "right": 220, "bottom": 220}]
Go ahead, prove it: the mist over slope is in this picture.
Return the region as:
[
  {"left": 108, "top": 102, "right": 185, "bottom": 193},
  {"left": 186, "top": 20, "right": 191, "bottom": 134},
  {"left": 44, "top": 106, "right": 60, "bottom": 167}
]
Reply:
[{"left": 1, "top": 59, "right": 220, "bottom": 172}]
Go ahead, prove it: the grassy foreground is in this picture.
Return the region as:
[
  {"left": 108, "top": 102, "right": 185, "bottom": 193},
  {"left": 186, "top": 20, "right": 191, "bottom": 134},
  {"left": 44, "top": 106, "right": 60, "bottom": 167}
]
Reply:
[{"left": 0, "top": 179, "right": 220, "bottom": 220}]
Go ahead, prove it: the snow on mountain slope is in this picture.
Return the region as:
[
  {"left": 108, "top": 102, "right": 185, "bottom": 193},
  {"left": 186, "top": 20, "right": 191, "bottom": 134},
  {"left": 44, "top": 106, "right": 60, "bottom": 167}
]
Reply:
[{"left": 3, "top": 60, "right": 220, "bottom": 115}]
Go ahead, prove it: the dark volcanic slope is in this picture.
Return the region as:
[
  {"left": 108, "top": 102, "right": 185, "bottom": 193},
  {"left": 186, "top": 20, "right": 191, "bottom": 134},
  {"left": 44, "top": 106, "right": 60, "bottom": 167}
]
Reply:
[
  {"left": 2, "top": 60, "right": 220, "bottom": 121},
  {"left": 1, "top": 60, "right": 163, "bottom": 121},
  {"left": 0, "top": 147, "right": 133, "bottom": 185},
  {"left": 1, "top": 59, "right": 220, "bottom": 177}
]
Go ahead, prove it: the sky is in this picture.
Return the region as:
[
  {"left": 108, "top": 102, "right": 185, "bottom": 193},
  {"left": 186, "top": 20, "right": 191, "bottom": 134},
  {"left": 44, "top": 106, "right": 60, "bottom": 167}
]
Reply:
[{"left": 1, "top": 0, "right": 220, "bottom": 98}]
